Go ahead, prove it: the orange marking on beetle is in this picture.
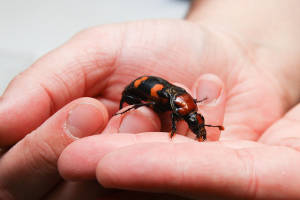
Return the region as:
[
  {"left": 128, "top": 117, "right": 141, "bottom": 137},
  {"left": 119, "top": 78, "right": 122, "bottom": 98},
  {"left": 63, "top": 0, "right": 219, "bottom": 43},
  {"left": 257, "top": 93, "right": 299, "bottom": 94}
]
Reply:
[
  {"left": 151, "top": 84, "right": 164, "bottom": 98},
  {"left": 134, "top": 76, "right": 148, "bottom": 88}
]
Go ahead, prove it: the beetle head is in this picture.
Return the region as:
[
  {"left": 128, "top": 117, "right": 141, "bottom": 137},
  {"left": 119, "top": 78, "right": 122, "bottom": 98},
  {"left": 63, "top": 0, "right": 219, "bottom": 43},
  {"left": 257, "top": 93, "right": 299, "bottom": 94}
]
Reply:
[{"left": 185, "top": 112, "right": 206, "bottom": 140}]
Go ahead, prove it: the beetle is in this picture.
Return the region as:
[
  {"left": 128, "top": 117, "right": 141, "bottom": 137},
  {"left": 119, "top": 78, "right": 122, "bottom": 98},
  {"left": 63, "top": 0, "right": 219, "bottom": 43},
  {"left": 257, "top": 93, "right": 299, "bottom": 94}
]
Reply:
[{"left": 114, "top": 75, "right": 224, "bottom": 141}]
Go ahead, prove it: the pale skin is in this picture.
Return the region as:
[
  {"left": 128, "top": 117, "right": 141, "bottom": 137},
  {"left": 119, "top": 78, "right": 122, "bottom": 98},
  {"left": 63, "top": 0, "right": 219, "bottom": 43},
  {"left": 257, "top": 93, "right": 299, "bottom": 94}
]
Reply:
[{"left": 1, "top": 0, "right": 300, "bottom": 199}]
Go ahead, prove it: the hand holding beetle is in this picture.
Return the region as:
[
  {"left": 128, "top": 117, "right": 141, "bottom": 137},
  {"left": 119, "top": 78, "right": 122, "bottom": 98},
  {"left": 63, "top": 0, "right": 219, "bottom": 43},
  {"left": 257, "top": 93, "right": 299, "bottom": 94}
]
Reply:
[{"left": 1, "top": 0, "right": 300, "bottom": 199}]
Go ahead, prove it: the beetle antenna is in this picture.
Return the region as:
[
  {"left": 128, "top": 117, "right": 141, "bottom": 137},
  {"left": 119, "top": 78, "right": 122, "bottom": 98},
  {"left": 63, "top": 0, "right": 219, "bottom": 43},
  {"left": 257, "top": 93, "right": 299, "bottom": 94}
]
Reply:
[
  {"left": 204, "top": 124, "right": 224, "bottom": 131},
  {"left": 194, "top": 97, "right": 208, "bottom": 103}
]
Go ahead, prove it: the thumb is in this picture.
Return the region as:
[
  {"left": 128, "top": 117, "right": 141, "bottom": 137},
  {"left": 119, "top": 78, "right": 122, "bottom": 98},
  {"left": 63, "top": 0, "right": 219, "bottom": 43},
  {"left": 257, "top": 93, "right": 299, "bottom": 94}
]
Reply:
[
  {"left": 0, "top": 25, "right": 121, "bottom": 147},
  {"left": 0, "top": 97, "right": 108, "bottom": 199}
]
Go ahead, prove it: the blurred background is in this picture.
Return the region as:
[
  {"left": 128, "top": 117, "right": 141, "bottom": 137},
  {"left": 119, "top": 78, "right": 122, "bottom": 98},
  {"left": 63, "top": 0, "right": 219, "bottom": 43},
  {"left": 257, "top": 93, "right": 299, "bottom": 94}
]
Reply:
[{"left": 0, "top": 0, "right": 190, "bottom": 94}]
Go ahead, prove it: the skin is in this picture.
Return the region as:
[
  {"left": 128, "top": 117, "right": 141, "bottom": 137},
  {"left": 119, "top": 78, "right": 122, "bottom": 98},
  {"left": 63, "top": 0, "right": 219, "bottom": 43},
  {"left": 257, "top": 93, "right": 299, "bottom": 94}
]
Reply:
[{"left": 1, "top": 0, "right": 300, "bottom": 199}]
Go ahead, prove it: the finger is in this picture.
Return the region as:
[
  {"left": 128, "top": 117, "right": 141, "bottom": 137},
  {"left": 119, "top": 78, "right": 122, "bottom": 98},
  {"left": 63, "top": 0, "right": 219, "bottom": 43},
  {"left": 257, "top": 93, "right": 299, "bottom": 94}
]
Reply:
[
  {"left": 58, "top": 133, "right": 193, "bottom": 180},
  {"left": 191, "top": 74, "right": 226, "bottom": 141},
  {"left": 259, "top": 103, "right": 300, "bottom": 150},
  {"left": 0, "top": 97, "right": 108, "bottom": 200},
  {"left": 102, "top": 106, "right": 161, "bottom": 134},
  {"left": 96, "top": 142, "right": 300, "bottom": 199},
  {"left": 58, "top": 132, "right": 261, "bottom": 182},
  {"left": 0, "top": 24, "right": 121, "bottom": 147}
]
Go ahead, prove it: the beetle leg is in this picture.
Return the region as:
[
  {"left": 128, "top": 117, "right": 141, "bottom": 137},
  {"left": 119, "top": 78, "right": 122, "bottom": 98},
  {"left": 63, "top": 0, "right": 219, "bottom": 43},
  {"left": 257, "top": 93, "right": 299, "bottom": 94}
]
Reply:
[
  {"left": 120, "top": 95, "right": 142, "bottom": 109},
  {"left": 169, "top": 98, "right": 181, "bottom": 139},
  {"left": 169, "top": 96, "right": 178, "bottom": 113},
  {"left": 196, "top": 134, "right": 206, "bottom": 142},
  {"left": 114, "top": 102, "right": 155, "bottom": 116},
  {"left": 170, "top": 113, "right": 177, "bottom": 138},
  {"left": 119, "top": 97, "right": 125, "bottom": 109}
]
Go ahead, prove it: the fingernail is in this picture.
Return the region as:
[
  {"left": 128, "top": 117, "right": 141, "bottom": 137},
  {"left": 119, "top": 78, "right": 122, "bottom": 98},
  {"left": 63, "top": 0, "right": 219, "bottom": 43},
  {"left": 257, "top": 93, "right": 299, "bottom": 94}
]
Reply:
[
  {"left": 119, "top": 107, "right": 161, "bottom": 133},
  {"left": 66, "top": 104, "right": 104, "bottom": 138},
  {"left": 194, "top": 74, "right": 223, "bottom": 105}
]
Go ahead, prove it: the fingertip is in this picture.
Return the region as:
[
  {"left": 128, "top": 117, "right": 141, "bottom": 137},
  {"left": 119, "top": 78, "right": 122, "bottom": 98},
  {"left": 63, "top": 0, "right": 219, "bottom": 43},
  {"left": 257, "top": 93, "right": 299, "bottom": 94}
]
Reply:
[
  {"left": 192, "top": 74, "right": 226, "bottom": 141},
  {"left": 57, "top": 144, "right": 77, "bottom": 180},
  {"left": 193, "top": 73, "right": 225, "bottom": 105},
  {"left": 58, "top": 134, "right": 116, "bottom": 181},
  {"left": 58, "top": 133, "right": 193, "bottom": 181},
  {"left": 103, "top": 106, "right": 161, "bottom": 134},
  {"left": 119, "top": 107, "right": 161, "bottom": 133},
  {"left": 96, "top": 152, "right": 116, "bottom": 188},
  {"left": 57, "top": 138, "right": 96, "bottom": 180},
  {"left": 57, "top": 98, "right": 110, "bottom": 180},
  {"left": 65, "top": 97, "right": 109, "bottom": 139},
  {"left": 58, "top": 134, "right": 142, "bottom": 181}
]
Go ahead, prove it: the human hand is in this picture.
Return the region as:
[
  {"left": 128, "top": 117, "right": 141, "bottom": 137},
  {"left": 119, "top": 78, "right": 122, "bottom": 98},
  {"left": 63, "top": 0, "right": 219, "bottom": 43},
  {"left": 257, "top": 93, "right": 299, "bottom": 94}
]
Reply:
[
  {"left": 0, "top": 19, "right": 226, "bottom": 198},
  {"left": 59, "top": 101, "right": 300, "bottom": 199},
  {"left": 1, "top": 0, "right": 300, "bottom": 199},
  {"left": 57, "top": 1, "right": 300, "bottom": 199}
]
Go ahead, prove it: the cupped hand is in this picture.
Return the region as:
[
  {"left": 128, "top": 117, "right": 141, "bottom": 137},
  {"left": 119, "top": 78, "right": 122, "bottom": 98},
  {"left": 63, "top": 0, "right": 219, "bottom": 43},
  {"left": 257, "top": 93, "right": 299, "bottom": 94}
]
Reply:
[
  {"left": 59, "top": 101, "right": 300, "bottom": 199},
  {"left": 0, "top": 19, "right": 229, "bottom": 199},
  {"left": 56, "top": 72, "right": 300, "bottom": 200},
  {"left": 56, "top": 2, "right": 300, "bottom": 199},
  {"left": 1, "top": 2, "right": 300, "bottom": 199},
  {"left": 51, "top": 13, "right": 299, "bottom": 200}
]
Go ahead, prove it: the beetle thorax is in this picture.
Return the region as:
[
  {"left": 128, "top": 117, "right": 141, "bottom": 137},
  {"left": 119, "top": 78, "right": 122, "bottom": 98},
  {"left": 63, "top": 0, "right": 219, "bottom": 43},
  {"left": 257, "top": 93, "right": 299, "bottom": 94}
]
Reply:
[{"left": 174, "top": 93, "right": 197, "bottom": 116}]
